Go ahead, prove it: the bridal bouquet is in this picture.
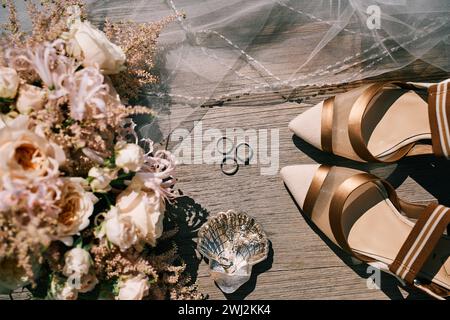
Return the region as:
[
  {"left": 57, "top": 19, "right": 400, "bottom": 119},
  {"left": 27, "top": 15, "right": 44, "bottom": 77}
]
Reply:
[{"left": 0, "top": 1, "right": 202, "bottom": 300}]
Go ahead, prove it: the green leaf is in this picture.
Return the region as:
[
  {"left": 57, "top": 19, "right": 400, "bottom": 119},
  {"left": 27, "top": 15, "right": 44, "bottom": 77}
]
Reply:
[
  {"left": 86, "top": 176, "right": 94, "bottom": 184},
  {"left": 62, "top": 117, "right": 75, "bottom": 128},
  {"left": 0, "top": 101, "right": 13, "bottom": 113},
  {"left": 83, "top": 243, "right": 93, "bottom": 251},
  {"left": 93, "top": 222, "right": 104, "bottom": 237},
  {"left": 104, "top": 154, "right": 116, "bottom": 169},
  {"left": 73, "top": 237, "right": 83, "bottom": 248},
  {"left": 0, "top": 97, "right": 14, "bottom": 104},
  {"left": 111, "top": 279, "right": 120, "bottom": 296},
  {"left": 100, "top": 193, "right": 113, "bottom": 207}
]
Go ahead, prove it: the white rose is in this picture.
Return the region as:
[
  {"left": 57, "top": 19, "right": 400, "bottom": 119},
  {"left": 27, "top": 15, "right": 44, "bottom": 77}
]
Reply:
[
  {"left": 58, "top": 284, "right": 78, "bottom": 300},
  {"left": 49, "top": 275, "right": 78, "bottom": 300},
  {"left": 0, "top": 113, "right": 16, "bottom": 130},
  {"left": 0, "top": 115, "right": 66, "bottom": 188},
  {"left": 88, "top": 166, "right": 118, "bottom": 192},
  {"left": 116, "top": 179, "right": 165, "bottom": 247},
  {"left": 65, "top": 5, "right": 82, "bottom": 26},
  {"left": 63, "top": 248, "right": 92, "bottom": 277},
  {"left": 15, "top": 84, "right": 47, "bottom": 114},
  {"left": 114, "top": 141, "right": 144, "bottom": 173},
  {"left": 68, "top": 20, "right": 126, "bottom": 74},
  {"left": 116, "top": 274, "right": 149, "bottom": 300},
  {"left": 0, "top": 67, "right": 19, "bottom": 99},
  {"left": 56, "top": 178, "right": 96, "bottom": 244},
  {"left": 102, "top": 206, "right": 138, "bottom": 251}
]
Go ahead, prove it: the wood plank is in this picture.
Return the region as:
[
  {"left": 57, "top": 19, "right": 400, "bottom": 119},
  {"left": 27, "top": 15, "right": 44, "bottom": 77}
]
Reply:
[
  {"left": 169, "top": 92, "right": 445, "bottom": 300},
  {"left": 1, "top": 1, "right": 449, "bottom": 300}
]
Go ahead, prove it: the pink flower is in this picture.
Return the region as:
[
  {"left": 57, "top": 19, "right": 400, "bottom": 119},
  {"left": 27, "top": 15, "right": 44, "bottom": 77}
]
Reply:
[
  {"left": 135, "top": 150, "right": 177, "bottom": 200},
  {"left": 13, "top": 40, "right": 77, "bottom": 98},
  {"left": 63, "top": 66, "right": 108, "bottom": 121}
]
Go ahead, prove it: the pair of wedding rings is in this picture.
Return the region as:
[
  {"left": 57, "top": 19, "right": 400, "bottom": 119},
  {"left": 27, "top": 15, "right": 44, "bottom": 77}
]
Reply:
[{"left": 216, "top": 137, "right": 254, "bottom": 176}]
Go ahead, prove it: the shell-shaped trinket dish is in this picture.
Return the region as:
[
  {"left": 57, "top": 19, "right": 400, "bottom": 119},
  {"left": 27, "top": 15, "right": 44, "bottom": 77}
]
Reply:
[{"left": 197, "top": 210, "right": 269, "bottom": 294}]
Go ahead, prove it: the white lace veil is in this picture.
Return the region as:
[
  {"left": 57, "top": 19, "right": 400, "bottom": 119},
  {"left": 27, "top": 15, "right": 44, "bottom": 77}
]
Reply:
[
  {"left": 2, "top": 0, "right": 449, "bottom": 142},
  {"left": 87, "top": 0, "right": 449, "bottom": 142}
]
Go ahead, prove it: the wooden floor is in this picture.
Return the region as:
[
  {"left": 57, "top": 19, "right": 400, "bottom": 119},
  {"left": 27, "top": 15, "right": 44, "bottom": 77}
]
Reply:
[
  {"left": 166, "top": 64, "right": 449, "bottom": 300},
  {"left": 3, "top": 60, "right": 449, "bottom": 302},
  {"left": 1, "top": 2, "right": 450, "bottom": 300}
]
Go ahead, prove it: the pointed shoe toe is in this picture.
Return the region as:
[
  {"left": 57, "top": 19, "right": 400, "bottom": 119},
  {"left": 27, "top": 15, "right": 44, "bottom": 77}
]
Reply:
[
  {"left": 288, "top": 101, "right": 323, "bottom": 151},
  {"left": 280, "top": 164, "right": 320, "bottom": 209}
]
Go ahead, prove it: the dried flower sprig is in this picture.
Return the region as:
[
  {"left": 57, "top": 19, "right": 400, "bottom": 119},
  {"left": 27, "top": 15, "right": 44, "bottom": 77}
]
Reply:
[
  {"left": 2, "top": 0, "right": 87, "bottom": 46},
  {"left": 104, "top": 15, "right": 180, "bottom": 101}
]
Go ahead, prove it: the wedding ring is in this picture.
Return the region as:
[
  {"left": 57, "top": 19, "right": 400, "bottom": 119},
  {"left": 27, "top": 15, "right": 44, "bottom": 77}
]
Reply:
[
  {"left": 216, "top": 136, "right": 235, "bottom": 155},
  {"left": 221, "top": 156, "right": 239, "bottom": 176},
  {"left": 235, "top": 142, "right": 254, "bottom": 164}
]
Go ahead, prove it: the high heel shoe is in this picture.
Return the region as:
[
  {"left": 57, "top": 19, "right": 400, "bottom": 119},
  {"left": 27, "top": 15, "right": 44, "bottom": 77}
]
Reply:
[
  {"left": 281, "top": 164, "right": 450, "bottom": 299},
  {"left": 289, "top": 79, "right": 450, "bottom": 162}
]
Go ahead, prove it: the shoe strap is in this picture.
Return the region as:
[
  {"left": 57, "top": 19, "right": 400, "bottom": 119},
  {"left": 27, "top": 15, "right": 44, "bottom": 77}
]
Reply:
[
  {"left": 346, "top": 80, "right": 450, "bottom": 162},
  {"left": 321, "top": 97, "right": 334, "bottom": 154},
  {"left": 328, "top": 172, "right": 400, "bottom": 262},
  {"left": 427, "top": 79, "right": 450, "bottom": 159},
  {"left": 304, "top": 166, "right": 450, "bottom": 298},
  {"left": 347, "top": 82, "right": 420, "bottom": 163},
  {"left": 303, "top": 165, "right": 331, "bottom": 217},
  {"left": 389, "top": 203, "right": 450, "bottom": 285},
  {"left": 304, "top": 166, "right": 428, "bottom": 234}
]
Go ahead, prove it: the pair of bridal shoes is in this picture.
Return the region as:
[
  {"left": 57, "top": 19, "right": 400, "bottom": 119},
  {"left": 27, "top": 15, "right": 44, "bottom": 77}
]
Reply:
[{"left": 282, "top": 79, "right": 450, "bottom": 299}]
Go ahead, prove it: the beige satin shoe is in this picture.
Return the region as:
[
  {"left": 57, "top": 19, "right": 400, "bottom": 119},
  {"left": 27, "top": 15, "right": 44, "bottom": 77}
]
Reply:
[
  {"left": 281, "top": 164, "right": 450, "bottom": 299},
  {"left": 289, "top": 79, "right": 450, "bottom": 162}
]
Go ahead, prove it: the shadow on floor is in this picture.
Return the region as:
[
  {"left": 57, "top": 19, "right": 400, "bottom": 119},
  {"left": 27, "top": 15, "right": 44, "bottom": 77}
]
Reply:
[
  {"left": 166, "top": 195, "right": 210, "bottom": 284},
  {"left": 391, "top": 156, "right": 450, "bottom": 206},
  {"left": 292, "top": 135, "right": 374, "bottom": 170}
]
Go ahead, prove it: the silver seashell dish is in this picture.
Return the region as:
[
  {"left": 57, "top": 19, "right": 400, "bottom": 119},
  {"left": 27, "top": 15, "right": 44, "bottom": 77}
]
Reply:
[{"left": 197, "top": 210, "right": 269, "bottom": 294}]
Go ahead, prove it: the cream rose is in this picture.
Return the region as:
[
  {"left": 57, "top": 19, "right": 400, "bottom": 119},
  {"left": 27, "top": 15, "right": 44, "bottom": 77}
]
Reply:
[
  {"left": 68, "top": 20, "right": 126, "bottom": 74},
  {"left": 0, "top": 67, "right": 19, "bottom": 99},
  {"left": 0, "top": 113, "right": 16, "bottom": 130},
  {"left": 114, "top": 141, "right": 144, "bottom": 173},
  {"left": 116, "top": 178, "right": 165, "bottom": 247},
  {"left": 62, "top": 248, "right": 92, "bottom": 277},
  {"left": 56, "top": 178, "right": 97, "bottom": 244},
  {"left": 116, "top": 274, "right": 149, "bottom": 300},
  {"left": 102, "top": 206, "right": 138, "bottom": 251},
  {"left": 88, "top": 166, "right": 118, "bottom": 193},
  {"left": 0, "top": 116, "right": 66, "bottom": 188},
  {"left": 49, "top": 275, "right": 78, "bottom": 300},
  {"left": 16, "top": 84, "right": 47, "bottom": 115}
]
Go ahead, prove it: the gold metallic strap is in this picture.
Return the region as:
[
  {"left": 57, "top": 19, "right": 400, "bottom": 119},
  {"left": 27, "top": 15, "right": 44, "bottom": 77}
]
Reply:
[
  {"left": 321, "top": 97, "right": 334, "bottom": 153},
  {"left": 427, "top": 80, "right": 450, "bottom": 159},
  {"left": 348, "top": 82, "right": 422, "bottom": 163},
  {"left": 304, "top": 165, "right": 447, "bottom": 273},
  {"left": 328, "top": 172, "right": 400, "bottom": 262},
  {"left": 303, "top": 165, "right": 331, "bottom": 218}
]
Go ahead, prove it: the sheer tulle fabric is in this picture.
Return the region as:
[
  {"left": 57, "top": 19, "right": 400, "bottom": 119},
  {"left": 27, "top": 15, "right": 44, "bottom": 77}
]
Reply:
[
  {"left": 2, "top": 1, "right": 448, "bottom": 141},
  {"left": 88, "top": 0, "right": 449, "bottom": 140}
]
